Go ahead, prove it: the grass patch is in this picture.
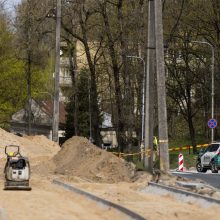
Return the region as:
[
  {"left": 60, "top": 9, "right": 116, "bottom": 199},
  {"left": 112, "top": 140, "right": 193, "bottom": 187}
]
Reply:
[
  {"left": 169, "top": 151, "right": 197, "bottom": 169},
  {"left": 169, "top": 136, "right": 209, "bottom": 169}
]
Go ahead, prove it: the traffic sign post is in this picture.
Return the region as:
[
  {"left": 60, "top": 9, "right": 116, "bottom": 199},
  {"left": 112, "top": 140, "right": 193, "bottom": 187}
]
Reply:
[{"left": 208, "top": 119, "right": 217, "bottom": 129}]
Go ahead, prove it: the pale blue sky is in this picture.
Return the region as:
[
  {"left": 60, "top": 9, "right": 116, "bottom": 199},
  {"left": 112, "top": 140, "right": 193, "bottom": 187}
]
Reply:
[
  {"left": 3, "top": 0, "right": 21, "bottom": 14},
  {"left": 7, "top": 0, "right": 21, "bottom": 6},
  {"left": 5, "top": 0, "right": 21, "bottom": 10}
]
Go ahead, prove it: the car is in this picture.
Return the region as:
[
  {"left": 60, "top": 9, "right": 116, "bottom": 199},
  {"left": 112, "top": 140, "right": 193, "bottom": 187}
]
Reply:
[
  {"left": 212, "top": 151, "right": 220, "bottom": 173},
  {"left": 196, "top": 142, "right": 220, "bottom": 173}
]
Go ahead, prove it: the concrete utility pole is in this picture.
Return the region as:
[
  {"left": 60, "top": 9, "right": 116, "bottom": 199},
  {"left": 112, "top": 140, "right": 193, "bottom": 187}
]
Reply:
[
  {"left": 26, "top": 0, "right": 32, "bottom": 136},
  {"left": 144, "top": 0, "right": 156, "bottom": 171},
  {"left": 52, "top": 0, "right": 61, "bottom": 143},
  {"left": 154, "top": 0, "right": 169, "bottom": 171}
]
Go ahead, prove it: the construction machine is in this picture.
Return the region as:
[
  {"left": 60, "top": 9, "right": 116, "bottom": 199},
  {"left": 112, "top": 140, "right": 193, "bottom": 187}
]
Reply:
[{"left": 4, "top": 145, "right": 31, "bottom": 190}]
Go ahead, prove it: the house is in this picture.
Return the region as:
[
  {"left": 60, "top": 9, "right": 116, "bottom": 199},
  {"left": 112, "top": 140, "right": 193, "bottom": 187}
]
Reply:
[
  {"left": 10, "top": 99, "right": 66, "bottom": 140},
  {"left": 101, "top": 112, "right": 118, "bottom": 148}
]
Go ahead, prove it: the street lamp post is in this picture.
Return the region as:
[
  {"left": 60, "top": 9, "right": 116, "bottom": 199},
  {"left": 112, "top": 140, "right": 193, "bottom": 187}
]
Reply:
[
  {"left": 127, "top": 55, "right": 146, "bottom": 145},
  {"left": 53, "top": 0, "right": 61, "bottom": 143},
  {"left": 192, "top": 41, "right": 215, "bottom": 142}
]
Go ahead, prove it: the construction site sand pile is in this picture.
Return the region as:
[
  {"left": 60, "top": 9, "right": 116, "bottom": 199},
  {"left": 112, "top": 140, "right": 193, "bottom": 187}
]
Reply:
[
  {"left": 52, "top": 136, "right": 136, "bottom": 183},
  {"left": 0, "top": 128, "right": 60, "bottom": 159}
]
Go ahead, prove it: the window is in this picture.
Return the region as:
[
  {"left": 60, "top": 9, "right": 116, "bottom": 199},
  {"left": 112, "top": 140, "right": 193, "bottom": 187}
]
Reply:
[
  {"left": 204, "top": 145, "right": 211, "bottom": 152},
  {"left": 209, "top": 144, "right": 220, "bottom": 152}
]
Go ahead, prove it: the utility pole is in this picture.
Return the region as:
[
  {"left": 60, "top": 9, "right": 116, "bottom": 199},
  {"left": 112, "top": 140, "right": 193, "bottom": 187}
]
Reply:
[
  {"left": 144, "top": 0, "right": 156, "bottom": 171},
  {"left": 154, "top": 0, "right": 169, "bottom": 171},
  {"left": 52, "top": 0, "right": 61, "bottom": 143},
  {"left": 26, "top": 0, "right": 32, "bottom": 136}
]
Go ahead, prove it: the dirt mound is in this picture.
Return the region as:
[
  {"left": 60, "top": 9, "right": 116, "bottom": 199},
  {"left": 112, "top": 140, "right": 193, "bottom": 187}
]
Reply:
[
  {"left": 53, "top": 136, "right": 136, "bottom": 183},
  {"left": 24, "top": 135, "right": 60, "bottom": 154},
  {"left": 0, "top": 128, "right": 60, "bottom": 159}
]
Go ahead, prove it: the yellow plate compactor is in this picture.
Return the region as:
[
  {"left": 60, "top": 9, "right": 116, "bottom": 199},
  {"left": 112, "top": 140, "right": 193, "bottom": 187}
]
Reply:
[{"left": 4, "top": 145, "right": 31, "bottom": 190}]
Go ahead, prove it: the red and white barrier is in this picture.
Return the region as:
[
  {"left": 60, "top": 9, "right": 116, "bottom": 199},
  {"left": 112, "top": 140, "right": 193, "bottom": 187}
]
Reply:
[{"left": 178, "top": 153, "right": 184, "bottom": 171}]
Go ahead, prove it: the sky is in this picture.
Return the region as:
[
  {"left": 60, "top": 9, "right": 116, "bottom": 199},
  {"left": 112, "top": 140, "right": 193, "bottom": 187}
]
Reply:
[
  {"left": 4, "top": 0, "right": 21, "bottom": 12},
  {"left": 2, "top": 0, "right": 21, "bottom": 17}
]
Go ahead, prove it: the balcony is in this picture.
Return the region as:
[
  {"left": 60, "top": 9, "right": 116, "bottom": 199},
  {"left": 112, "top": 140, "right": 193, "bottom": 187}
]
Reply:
[
  {"left": 60, "top": 57, "right": 69, "bottom": 67},
  {"left": 59, "top": 75, "right": 72, "bottom": 87}
]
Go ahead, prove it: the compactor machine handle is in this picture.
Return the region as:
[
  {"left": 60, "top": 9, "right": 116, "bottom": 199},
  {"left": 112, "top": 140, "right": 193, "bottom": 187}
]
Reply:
[{"left": 5, "top": 145, "right": 20, "bottom": 157}]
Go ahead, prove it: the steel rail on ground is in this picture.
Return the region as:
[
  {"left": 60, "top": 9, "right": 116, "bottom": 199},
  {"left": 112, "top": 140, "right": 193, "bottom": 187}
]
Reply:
[{"left": 53, "top": 179, "right": 146, "bottom": 220}]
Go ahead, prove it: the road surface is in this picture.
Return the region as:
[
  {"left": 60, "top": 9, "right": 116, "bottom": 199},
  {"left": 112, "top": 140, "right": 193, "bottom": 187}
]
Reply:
[{"left": 172, "top": 171, "right": 220, "bottom": 189}]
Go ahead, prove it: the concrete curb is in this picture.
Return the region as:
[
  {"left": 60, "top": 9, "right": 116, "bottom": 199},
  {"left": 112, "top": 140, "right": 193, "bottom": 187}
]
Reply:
[
  {"left": 148, "top": 182, "right": 220, "bottom": 204},
  {"left": 53, "top": 179, "right": 146, "bottom": 220}
]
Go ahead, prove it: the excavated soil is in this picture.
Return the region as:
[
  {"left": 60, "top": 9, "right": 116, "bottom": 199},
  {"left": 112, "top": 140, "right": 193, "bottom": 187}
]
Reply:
[
  {"left": 52, "top": 136, "right": 136, "bottom": 183},
  {"left": 0, "top": 128, "right": 136, "bottom": 183},
  {"left": 0, "top": 128, "right": 60, "bottom": 159}
]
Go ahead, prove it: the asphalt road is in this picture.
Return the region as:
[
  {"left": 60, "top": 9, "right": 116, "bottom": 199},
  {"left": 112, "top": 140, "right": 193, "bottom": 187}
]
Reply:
[{"left": 172, "top": 171, "right": 220, "bottom": 189}]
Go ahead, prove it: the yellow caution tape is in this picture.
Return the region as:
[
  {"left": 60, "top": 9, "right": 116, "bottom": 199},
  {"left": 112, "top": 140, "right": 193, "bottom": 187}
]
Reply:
[
  {"left": 111, "top": 143, "right": 209, "bottom": 158},
  {"left": 168, "top": 144, "right": 208, "bottom": 152}
]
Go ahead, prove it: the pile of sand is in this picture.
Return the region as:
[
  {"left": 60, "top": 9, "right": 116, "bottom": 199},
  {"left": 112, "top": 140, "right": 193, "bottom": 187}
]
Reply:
[
  {"left": 0, "top": 128, "right": 60, "bottom": 159},
  {"left": 0, "top": 128, "right": 136, "bottom": 183},
  {"left": 52, "top": 136, "right": 136, "bottom": 183}
]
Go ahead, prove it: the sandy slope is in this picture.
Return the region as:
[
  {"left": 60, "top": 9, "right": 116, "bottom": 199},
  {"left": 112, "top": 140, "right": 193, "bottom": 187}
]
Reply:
[
  {"left": 1, "top": 171, "right": 219, "bottom": 220},
  {"left": 62, "top": 176, "right": 220, "bottom": 220},
  {"left": 0, "top": 175, "right": 128, "bottom": 220},
  {"left": 0, "top": 129, "right": 60, "bottom": 159}
]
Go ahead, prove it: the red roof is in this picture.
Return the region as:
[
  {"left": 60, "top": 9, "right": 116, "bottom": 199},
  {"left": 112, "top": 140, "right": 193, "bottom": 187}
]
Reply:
[{"left": 39, "top": 101, "right": 66, "bottom": 124}]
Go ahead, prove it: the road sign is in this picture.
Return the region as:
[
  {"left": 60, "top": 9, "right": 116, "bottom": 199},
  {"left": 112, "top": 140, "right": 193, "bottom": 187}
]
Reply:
[{"left": 208, "top": 119, "right": 217, "bottom": 129}]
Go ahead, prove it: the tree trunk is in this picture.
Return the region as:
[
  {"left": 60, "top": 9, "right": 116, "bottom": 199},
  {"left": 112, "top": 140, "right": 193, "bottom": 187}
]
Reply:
[
  {"left": 79, "top": 6, "right": 102, "bottom": 146},
  {"left": 117, "top": 0, "right": 133, "bottom": 154},
  {"left": 100, "top": 2, "right": 127, "bottom": 152},
  {"left": 188, "top": 116, "right": 196, "bottom": 153}
]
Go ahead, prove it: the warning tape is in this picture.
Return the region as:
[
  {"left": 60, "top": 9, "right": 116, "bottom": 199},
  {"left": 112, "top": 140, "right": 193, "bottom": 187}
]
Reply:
[
  {"left": 111, "top": 143, "right": 209, "bottom": 158},
  {"left": 168, "top": 144, "right": 209, "bottom": 152},
  {"left": 112, "top": 149, "right": 154, "bottom": 158}
]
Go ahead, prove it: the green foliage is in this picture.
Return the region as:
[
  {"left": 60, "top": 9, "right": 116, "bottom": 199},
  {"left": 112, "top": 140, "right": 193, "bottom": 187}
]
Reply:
[
  {"left": 169, "top": 136, "right": 209, "bottom": 169},
  {"left": 169, "top": 151, "right": 197, "bottom": 170},
  {"left": 31, "top": 60, "right": 54, "bottom": 96},
  {"left": 0, "top": 11, "right": 26, "bottom": 127},
  {"left": 64, "top": 99, "right": 75, "bottom": 139},
  {"left": 0, "top": 5, "right": 54, "bottom": 128},
  {"left": 64, "top": 71, "right": 90, "bottom": 139}
]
